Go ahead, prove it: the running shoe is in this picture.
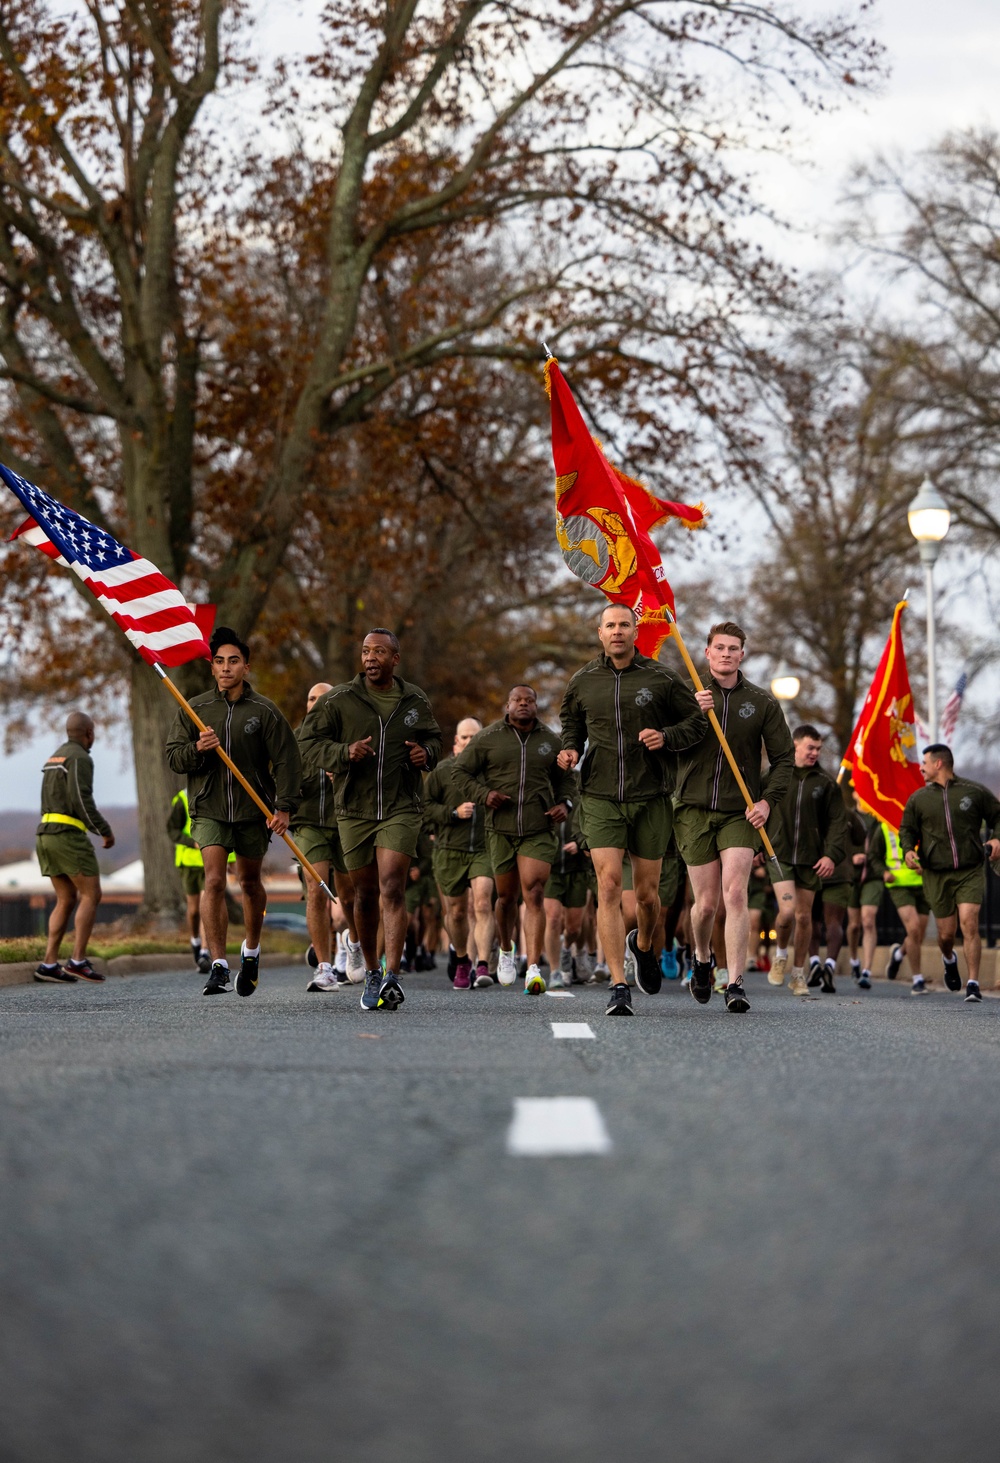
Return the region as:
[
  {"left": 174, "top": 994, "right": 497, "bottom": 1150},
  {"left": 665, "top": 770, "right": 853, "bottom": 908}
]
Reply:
[
  {"left": 576, "top": 951, "right": 595, "bottom": 982},
  {"left": 453, "top": 956, "right": 472, "bottom": 990},
  {"left": 33, "top": 962, "right": 76, "bottom": 984},
  {"left": 964, "top": 980, "right": 982, "bottom": 1003},
  {"left": 568, "top": 957, "right": 585, "bottom": 986},
  {"left": 943, "top": 956, "right": 962, "bottom": 992},
  {"left": 473, "top": 962, "right": 493, "bottom": 988},
  {"left": 378, "top": 973, "right": 405, "bottom": 1009},
  {"left": 497, "top": 946, "right": 518, "bottom": 987},
  {"left": 789, "top": 971, "right": 808, "bottom": 996},
  {"left": 360, "top": 969, "right": 383, "bottom": 1010},
  {"left": 858, "top": 969, "right": 872, "bottom": 990},
  {"left": 724, "top": 979, "right": 750, "bottom": 1014},
  {"left": 524, "top": 964, "right": 546, "bottom": 995},
  {"left": 806, "top": 959, "right": 822, "bottom": 988},
  {"left": 334, "top": 969, "right": 351, "bottom": 988},
  {"left": 235, "top": 947, "right": 259, "bottom": 997},
  {"left": 447, "top": 946, "right": 458, "bottom": 982},
  {"left": 768, "top": 953, "right": 789, "bottom": 987},
  {"left": 190, "top": 943, "right": 203, "bottom": 968},
  {"left": 548, "top": 968, "right": 567, "bottom": 990},
  {"left": 65, "top": 958, "right": 105, "bottom": 983},
  {"left": 305, "top": 943, "right": 319, "bottom": 970},
  {"left": 345, "top": 940, "right": 366, "bottom": 984},
  {"left": 605, "top": 982, "right": 633, "bottom": 1016},
  {"left": 821, "top": 961, "right": 836, "bottom": 994},
  {"left": 559, "top": 946, "right": 574, "bottom": 980},
  {"left": 197, "top": 950, "right": 212, "bottom": 975},
  {"left": 886, "top": 944, "right": 903, "bottom": 981},
  {"left": 850, "top": 959, "right": 862, "bottom": 982},
  {"left": 713, "top": 965, "right": 729, "bottom": 995},
  {"left": 203, "top": 962, "right": 232, "bottom": 995},
  {"left": 661, "top": 946, "right": 679, "bottom": 980},
  {"left": 911, "top": 976, "right": 927, "bottom": 996},
  {"left": 306, "top": 965, "right": 339, "bottom": 992},
  {"left": 690, "top": 958, "right": 713, "bottom": 1005},
  {"left": 589, "top": 961, "right": 611, "bottom": 985},
  {"left": 627, "top": 928, "right": 662, "bottom": 995}
]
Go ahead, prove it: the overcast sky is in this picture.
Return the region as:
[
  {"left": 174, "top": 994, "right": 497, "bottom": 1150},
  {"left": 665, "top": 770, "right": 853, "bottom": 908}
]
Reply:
[{"left": 1, "top": 0, "right": 997, "bottom": 810}]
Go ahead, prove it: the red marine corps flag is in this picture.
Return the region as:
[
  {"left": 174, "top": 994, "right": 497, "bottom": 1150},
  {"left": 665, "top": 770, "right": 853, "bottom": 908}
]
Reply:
[
  {"left": 545, "top": 356, "right": 706, "bottom": 658},
  {"left": 842, "top": 599, "right": 923, "bottom": 828},
  {"left": 1, "top": 464, "right": 212, "bottom": 666}
]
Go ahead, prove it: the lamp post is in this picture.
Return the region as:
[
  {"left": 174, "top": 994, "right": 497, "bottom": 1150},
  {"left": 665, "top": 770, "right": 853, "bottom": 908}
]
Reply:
[
  {"left": 770, "top": 666, "right": 801, "bottom": 727},
  {"left": 907, "top": 478, "right": 951, "bottom": 741}
]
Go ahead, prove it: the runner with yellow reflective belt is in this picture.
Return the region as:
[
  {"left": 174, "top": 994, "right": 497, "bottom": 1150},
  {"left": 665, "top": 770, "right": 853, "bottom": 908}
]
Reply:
[
  {"left": 868, "top": 820, "right": 930, "bottom": 992},
  {"left": 166, "top": 788, "right": 222, "bottom": 974},
  {"left": 34, "top": 713, "right": 114, "bottom": 984}
]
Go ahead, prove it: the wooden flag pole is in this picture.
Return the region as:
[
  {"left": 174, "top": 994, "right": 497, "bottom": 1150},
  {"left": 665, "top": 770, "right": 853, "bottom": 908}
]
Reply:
[
  {"left": 667, "top": 621, "right": 784, "bottom": 871},
  {"left": 154, "top": 665, "right": 336, "bottom": 903}
]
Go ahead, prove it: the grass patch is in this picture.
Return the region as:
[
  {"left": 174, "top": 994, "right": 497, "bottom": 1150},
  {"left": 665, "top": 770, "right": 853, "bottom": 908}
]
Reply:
[{"left": 0, "top": 929, "right": 309, "bottom": 965}]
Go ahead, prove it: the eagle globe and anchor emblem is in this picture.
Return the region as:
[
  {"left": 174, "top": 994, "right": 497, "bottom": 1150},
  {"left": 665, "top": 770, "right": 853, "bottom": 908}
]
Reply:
[{"left": 554, "top": 472, "right": 638, "bottom": 595}]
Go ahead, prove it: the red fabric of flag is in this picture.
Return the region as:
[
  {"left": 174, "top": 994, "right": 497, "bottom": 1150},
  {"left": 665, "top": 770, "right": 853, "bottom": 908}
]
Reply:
[
  {"left": 843, "top": 600, "right": 923, "bottom": 829},
  {"left": 546, "top": 358, "right": 706, "bottom": 658}
]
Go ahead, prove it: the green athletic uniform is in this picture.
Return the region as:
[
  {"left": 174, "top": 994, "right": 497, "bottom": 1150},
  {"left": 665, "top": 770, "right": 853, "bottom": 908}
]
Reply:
[
  {"left": 423, "top": 755, "right": 493, "bottom": 895},
  {"left": 824, "top": 809, "right": 867, "bottom": 908},
  {"left": 558, "top": 650, "right": 705, "bottom": 859},
  {"left": 35, "top": 739, "right": 110, "bottom": 879},
  {"left": 453, "top": 716, "right": 576, "bottom": 874},
  {"left": 291, "top": 710, "right": 347, "bottom": 875},
  {"left": 672, "top": 672, "right": 793, "bottom": 866},
  {"left": 165, "top": 681, "right": 301, "bottom": 861},
  {"left": 544, "top": 799, "right": 590, "bottom": 907},
  {"left": 765, "top": 763, "right": 848, "bottom": 892},
  {"left": 298, "top": 675, "right": 441, "bottom": 872},
  {"left": 405, "top": 827, "right": 439, "bottom": 914},
  {"left": 899, "top": 777, "right": 1000, "bottom": 918}
]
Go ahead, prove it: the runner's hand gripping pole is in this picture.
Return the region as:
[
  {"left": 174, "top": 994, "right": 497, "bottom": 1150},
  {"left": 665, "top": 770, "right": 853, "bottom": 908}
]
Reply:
[
  {"left": 154, "top": 666, "right": 337, "bottom": 903},
  {"left": 668, "top": 623, "right": 785, "bottom": 874}
]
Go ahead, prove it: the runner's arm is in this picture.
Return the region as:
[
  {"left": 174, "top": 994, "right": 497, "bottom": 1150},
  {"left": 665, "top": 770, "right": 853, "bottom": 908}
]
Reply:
[
  {"left": 558, "top": 680, "right": 586, "bottom": 757},
  {"left": 452, "top": 737, "right": 491, "bottom": 807},
  {"left": 265, "top": 709, "right": 302, "bottom": 814},
  {"left": 823, "top": 782, "right": 849, "bottom": 868},
  {"left": 166, "top": 796, "right": 198, "bottom": 848},
  {"left": 165, "top": 705, "right": 208, "bottom": 776},
  {"left": 69, "top": 751, "right": 113, "bottom": 839},
  {"left": 658, "top": 677, "right": 708, "bottom": 752},
  {"left": 898, "top": 796, "right": 919, "bottom": 859},
  {"left": 760, "top": 700, "right": 794, "bottom": 807}
]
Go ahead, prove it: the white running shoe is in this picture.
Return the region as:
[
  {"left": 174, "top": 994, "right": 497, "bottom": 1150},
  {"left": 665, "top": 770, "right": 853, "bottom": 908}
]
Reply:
[
  {"left": 345, "top": 939, "right": 366, "bottom": 984},
  {"left": 768, "top": 953, "right": 789, "bottom": 987},
  {"left": 307, "top": 964, "right": 339, "bottom": 992},
  {"left": 548, "top": 969, "right": 567, "bottom": 990},
  {"left": 714, "top": 965, "right": 729, "bottom": 994},
  {"left": 789, "top": 970, "right": 808, "bottom": 996},
  {"left": 524, "top": 963, "right": 546, "bottom": 995},
  {"left": 497, "top": 946, "right": 518, "bottom": 986}
]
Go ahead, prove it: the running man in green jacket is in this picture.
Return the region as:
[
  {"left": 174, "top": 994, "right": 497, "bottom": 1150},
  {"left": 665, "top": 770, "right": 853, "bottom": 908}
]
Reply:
[
  {"left": 558, "top": 603, "right": 706, "bottom": 1017},
  {"left": 298, "top": 628, "right": 441, "bottom": 1013},
  {"left": 899, "top": 743, "right": 1000, "bottom": 1002},
  {"left": 454, "top": 685, "right": 574, "bottom": 994},
  {"left": 165, "top": 626, "right": 301, "bottom": 998},
  {"left": 675, "top": 621, "right": 793, "bottom": 1013},
  {"left": 34, "top": 711, "right": 115, "bottom": 984}
]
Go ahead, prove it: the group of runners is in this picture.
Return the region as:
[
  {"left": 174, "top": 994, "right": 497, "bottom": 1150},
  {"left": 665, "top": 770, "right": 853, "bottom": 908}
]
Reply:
[{"left": 31, "top": 609, "right": 1000, "bottom": 1010}]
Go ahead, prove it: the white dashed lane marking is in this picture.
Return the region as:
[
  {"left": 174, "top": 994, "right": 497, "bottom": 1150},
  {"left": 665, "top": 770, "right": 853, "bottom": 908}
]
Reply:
[
  {"left": 551, "top": 1022, "right": 595, "bottom": 1039},
  {"left": 506, "top": 1097, "right": 612, "bottom": 1155},
  {"left": 544, "top": 989, "right": 575, "bottom": 998}
]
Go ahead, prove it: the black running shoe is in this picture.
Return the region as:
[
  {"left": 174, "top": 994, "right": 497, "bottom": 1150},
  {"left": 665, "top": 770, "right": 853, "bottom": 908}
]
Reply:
[
  {"left": 690, "top": 958, "right": 713, "bottom": 1005},
  {"left": 191, "top": 943, "right": 203, "bottom": 968},
  {"left": 943, "top": 957, "right": 962, "bottom": 992},
  {"left": 66, "top": 958, "right": 105, "bottom": 983},
  {"left": 203, "top": 962, "right": 233, "bottom": 995},
  {"left": 821, "top": 961, "right": 836, "bottom": 994},
  {"left": 806, "top": 960, "right": 822, "bottom": 988},
  {"left": 605, "top": 982, "right": 634, "bottom": 1016},
  {"left": 197, "top": 950, "right": 212, "bottom": 975},
  {"left": 378, "top": 973, "right": 405, "bottom": 1010},
  {"left": 360, "top": 969, "right": 382, "bottom": 1010},
  {"left": 447, "top": 945, "right": 458, "bottom": 983},
  {"left": 886, "top": 944, "right": 903, "bottom": 981},
  {"left": 627, "top": 928, "right": 662, "bottom": 996},
  {"left": 34, "top": 962, "right": 76, "bottom": 984},
  {"left": 305, "top": 943, "right": 319, "bottom": 970},
  {"left": 235, "top": 949, "right": 259, "bottom": 997},
  {"left": 964, "top": 981, "right": 982, "bottom": 1003},
  {"left": 858, "top": 969, "right": 872, "bottom": 990},
  {"left": 724, "top": 979, "right": 750, "bottom": 1013}
]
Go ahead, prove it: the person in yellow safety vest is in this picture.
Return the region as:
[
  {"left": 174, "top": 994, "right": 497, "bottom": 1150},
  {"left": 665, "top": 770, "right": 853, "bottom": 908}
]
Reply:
[
  {"left": 867, "top": 818, "right": 930, "bottom": 994},
  {"left": 167, "top": 788, "right": 234, "bottom": 976}
]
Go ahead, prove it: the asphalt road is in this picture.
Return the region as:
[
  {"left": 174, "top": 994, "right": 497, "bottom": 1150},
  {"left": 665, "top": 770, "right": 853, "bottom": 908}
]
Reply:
[{"left": 1, "top": 962, "right": 999, "bottom": 1462}]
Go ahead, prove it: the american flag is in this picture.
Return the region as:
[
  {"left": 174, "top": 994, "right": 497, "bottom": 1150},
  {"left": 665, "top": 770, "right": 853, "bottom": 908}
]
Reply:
[
  {"left": 940, "top": 671, "right": 968, "bottom": 742},
  {"left": 1, "top": 464, "right": 211, "bottom": 667}
]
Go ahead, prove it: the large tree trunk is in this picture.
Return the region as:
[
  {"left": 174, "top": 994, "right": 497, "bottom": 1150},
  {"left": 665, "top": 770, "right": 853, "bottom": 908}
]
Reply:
[{"left": 129, "top": 658, "right": 184, "bottom": 925}]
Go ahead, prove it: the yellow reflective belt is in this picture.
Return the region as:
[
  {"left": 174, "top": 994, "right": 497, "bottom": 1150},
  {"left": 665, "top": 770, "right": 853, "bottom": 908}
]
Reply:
[{"left": 41, "top": 813, "right": 87, "bottom": 832}]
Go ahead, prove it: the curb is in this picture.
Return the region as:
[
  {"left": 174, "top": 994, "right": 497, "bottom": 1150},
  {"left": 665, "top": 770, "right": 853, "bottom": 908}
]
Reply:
[{"left": 0, "top": 953, "right": 194, "bottom": 988}]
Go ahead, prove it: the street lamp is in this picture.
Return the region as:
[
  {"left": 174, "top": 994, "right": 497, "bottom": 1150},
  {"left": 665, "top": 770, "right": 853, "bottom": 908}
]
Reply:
[
  {"left": 907, "top": 478, "right": 951, "bottom": 741},
  {"left": 770, "top": 665, "right": 801, "bottom": 726}
]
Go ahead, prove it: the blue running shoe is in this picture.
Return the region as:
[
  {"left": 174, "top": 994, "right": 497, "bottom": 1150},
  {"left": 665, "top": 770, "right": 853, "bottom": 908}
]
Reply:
[
  {"left": 661, "top": 946, "right": 679, "bottom": 980},
  {"left": 360, "top": 970, "right": 383, "bottom": 1010}
]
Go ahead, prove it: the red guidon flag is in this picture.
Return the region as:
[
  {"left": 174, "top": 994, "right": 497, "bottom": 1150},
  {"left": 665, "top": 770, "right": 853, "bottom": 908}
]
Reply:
[
  {"left": 1, "top": 463, "right": 212, "bottom": 667},
  {"left": 545, "top": 357, "right": 706, "bottom": 657},
  {"left": 843, "top": 599, "right": 923, "bottom": 828}
]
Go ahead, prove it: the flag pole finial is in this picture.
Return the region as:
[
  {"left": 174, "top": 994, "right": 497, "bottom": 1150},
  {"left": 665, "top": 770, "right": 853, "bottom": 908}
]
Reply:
[{"left": 542, "top": 340, "right": 553, "bottom": 359}]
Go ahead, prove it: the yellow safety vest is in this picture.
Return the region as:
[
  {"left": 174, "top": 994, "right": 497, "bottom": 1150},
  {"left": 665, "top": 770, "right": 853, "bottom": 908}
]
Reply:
[
  {"left": 881, "top": 821, "right": 922, "bottom": 887},
  {"left": 173, "top": 790, "right": 205, "bottom": 868}
]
